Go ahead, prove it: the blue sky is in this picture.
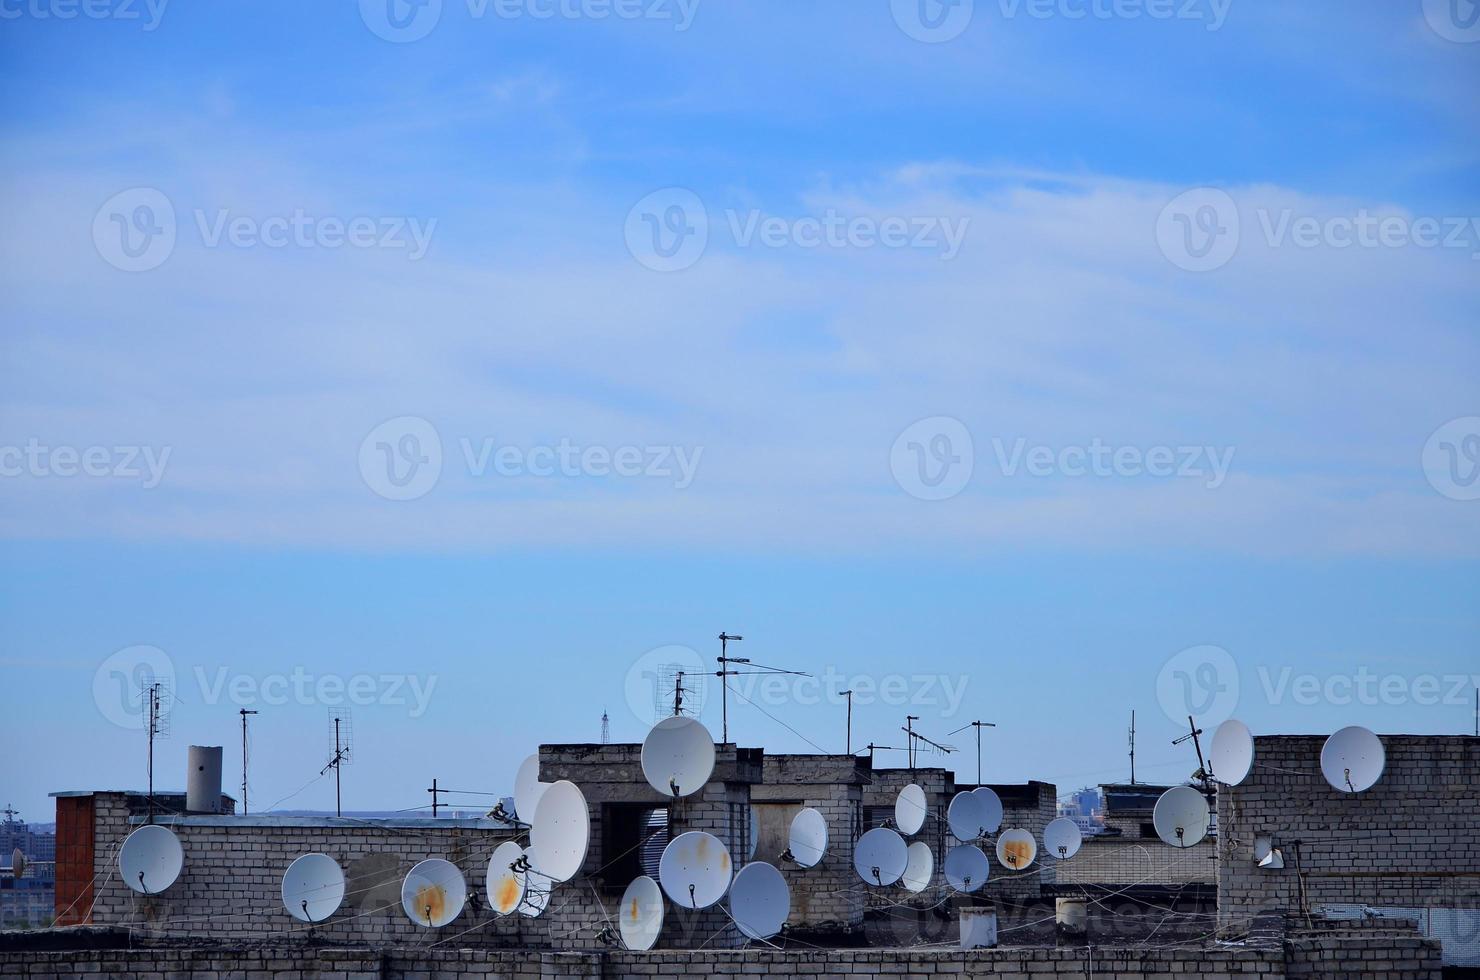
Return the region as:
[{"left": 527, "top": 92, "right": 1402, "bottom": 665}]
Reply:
[{"left": 1, "top": 0, "right": 1477, "bottom": 822}]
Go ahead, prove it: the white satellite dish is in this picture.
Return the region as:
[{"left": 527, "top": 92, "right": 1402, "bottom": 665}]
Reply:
[
  {"left": 1321, "top": 726, "right": 1385, "bottom": 794},
  {"left": 641, "top": 715, "right": 716, "bottom": 798},
  {"left": 788, "top": 808, "right": 828, "bottom": 868},
  {"left": 514, "top": 753, "right": 548, "bottom": 825},
  {"left": 118, "top": 825, "right": 183, "bottom": 894},
  {"left": 1209, "top": 719, "right": 1256, "bottom": 786},
  {"left": 944, "top": 844, "right": 990, "bottom": 892},
  {"left": 1152, "top": 786, "right": 1211, "bottom": 848},
  {"left": 401, "top": 858, "right": 466, "bottom": 927},
  {"left": 853, "top": 827, "right": 908, "bottom": 887},
  {"left": 895, "top": 784, "right": 927, "bottom": 836},
  {"left": 517, "top": 868, "right": 554, "bottom": 917},
  {"left": 901, "top": 840, "right": 933, "bottom": 894},
  {"left": 748, "top": 805, "right": 759, "bottom": 861},
  {"left": 729, "top": 861, "right": 790, "bottom": 940},
  {"left": 529, "top": 779, "right": 590, "bottom": 882},
  {"left": 618, "top": 874, "right": 665, "bottom": 951},
  {"left": 486, "top": 841, "right": 526, "bottom": 916},
  {"left": 282, "top": 853, "right": 345, "bottom": 923},
  {"left": 659, "top": 831, "right": 732, "bottom": 909},
  {"left": 1043, "top": 818, "right": 1082, "bottom": 861},
  {"left": 946, "top": 791, "right": 984, "bottom": 842},
  {"left": 995, "top": 828, "right": 1037, "bottom": 870},
  {"left": 970, "top": 787, "right": 1004, "bottom": 835}
]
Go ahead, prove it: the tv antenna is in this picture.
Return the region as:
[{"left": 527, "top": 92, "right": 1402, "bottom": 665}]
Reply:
[
  {"left": 320, "top": 709, "right": 353, "bottom": 817},
  {"left": 1171, "top": 715, "right": 1212, "bottom": 791},
  {"left": 714, "top": 632, "right": 810, "bottom": 745},
  {"left": 1128, "top": 710, "right": 1137, "bottom": 783},
  {"left": 901, "top": 716, "right": 954, "bottom": 768},
  {"left": 601, "top": 708, "right": 610, "bottom": 745},
  {"left": 668, "top": 670, "right": 695, "bottom": 717},
  {"left": 239, "top": 709, "right": 258, "bottom": 814},
  {"left": 144, "top": 679, "right": 171, "bottom": 823},
  {"left": 947, "top": 719, "right": 997, "bottom": 784},
  {"left": 860, "top": 742, "right": 901, "bottom": 766},
  {"left": 841, "top": 690, "right": 853, "bottom": 754}
]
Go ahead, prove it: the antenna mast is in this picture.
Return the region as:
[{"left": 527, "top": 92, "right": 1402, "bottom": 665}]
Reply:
[
  {"left": 1171, "top": 715, "right": 1211, "bottom": 790},
  {"left": 901, "top": 716, "right": 955, "bottom": 769},
  {"left": 841, "top": 690, "right": 852, "bottom": 755},
  {"left": 714, "top": 633, "right": 810, "bottom": 746},
  {"left": 145, "top": 681, "right": 168, "bottom": 823},
  {"left": 1128, "top": 710, "right": 1137, "bottom": 784},
  {"left": 320, "top": 710, "right": 353, "bottom": 818},
  {"left": 601, "top": 709, "right": 610, "bottom": 745},
  {"left": 947, "top": 720, "right": 997, "bottom": 784},
  {"left": 239, "top": 708, "right": 258, "bottom": 814}
]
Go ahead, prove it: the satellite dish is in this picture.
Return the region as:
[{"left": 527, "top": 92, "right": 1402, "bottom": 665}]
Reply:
[
  {"left": 895, "top": 784, "right": 927, "bottom": 836},
  {"left": 995, "top": 828, "right": 1037, "bottom": 871},
  {"left": 748, "top": 805, "right": 759, "bottom": 861},
  {"left": 1209, "top": 719, "right": 1256, "bottom": 786},
  {"left": 529, "top": 780, "right": 590, "bottom": 882},
  {"left": 853, "top": 828, "right": 908, "bottom": 887},
  {"left": 970, "top": 787, "right": 1004, "bottom": 835},
  {"left": 1152, "top": 786, "right": 1211, "bottom": 848},
  {"left": 517, "top": 868, "right": 554, "bottom": 917},
  {"left": 486, "top": 841, "right": 526, "bottom": 916},
  {"left": 729, "top": 861, "right": 790, "bottom": 940},
  {"left": 400, "top": 858, "right": 466, "bottom": 927},
  {"left": 282, "top": 853, "right": 345, "bottom": 923},
  {"left": 1043, "top": 818, "right": 1082, "bottom": 860},
  {"left": 641, "top": 716, "right": 716, "bottom": 798},
  {"left": 618, "top": 874, "right": 665, "bottom": 951},
  {"left": 11, "top": 848, "right": 25, "bottom": 880},
  {"left": 1321, "top": 726, "right": 1385, "bottom": 794},
  {"left": 901, "top": 840, "right": 933, "bottom": 894},
  {"left": 514, "top": 754, "right": 548, "bottom": 825},
  {"left": 659, "top": 831, "right": 732, "bottom": 909},
  {"left": 118, "top": 825, "right": 183, "bottom": 894},
  {"left": 943, "top": 844, "right": 990, "bottom": 892},
  {"left": 946, "top": 791, "right": 984, "bottom": 842},
  {"left": 788, "top": 808, "right": 828, "bottom": 868}
]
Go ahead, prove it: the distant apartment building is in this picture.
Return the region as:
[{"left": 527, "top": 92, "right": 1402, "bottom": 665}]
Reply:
[{"left": 1, "top": 806, "right": 56, "bottom": 928}]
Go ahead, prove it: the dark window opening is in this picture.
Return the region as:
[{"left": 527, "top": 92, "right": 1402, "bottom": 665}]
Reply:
[{"left": 601, "top": 803, "right": 669, "bottom": 893}]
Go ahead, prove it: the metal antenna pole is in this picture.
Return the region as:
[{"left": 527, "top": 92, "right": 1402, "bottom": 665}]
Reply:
[
  {"left": 427, "top": 778, "right": 440, "bottom": 818},
  {"left": 842, "top": 690, "right": 853, "bottom": 755},
  {"left": 905, "top": 715, "right": 917, "bottom": 768},
  {"left": 1172, "top": 715, "right": 1210, "bottom": 788},
  {"left": 673, "top": 671, "right": 684, "bottom": 716},
  {"left": 334, "top": 718, "right": 342, "bottom": 818},
  {"left": 948, "top": 721, "right": 998, "bottom": 785},
  {"left": 146, "top": 682, "right": 162, "bottom": 824},
  {"left": 716, "top": 632, "right": 744, "bottom": 744},
  {"left": 1129, "top": 710, "right": 1137, "bottom": 784},
  {"left": 239, "top": 709, "right": 258, "bottom": 814}
]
